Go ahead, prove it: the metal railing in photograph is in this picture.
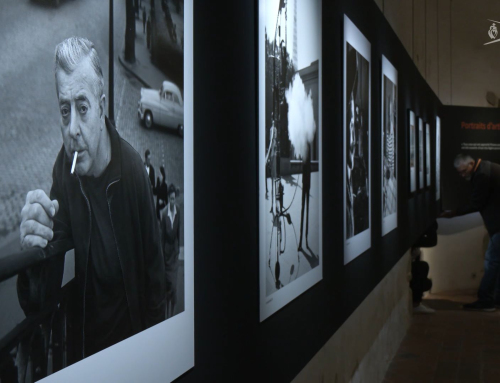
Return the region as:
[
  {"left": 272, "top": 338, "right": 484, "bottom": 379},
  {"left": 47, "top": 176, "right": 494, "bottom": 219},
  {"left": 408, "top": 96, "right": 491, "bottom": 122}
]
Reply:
[{"left": 0, "top": 240, "right": 74, "bottom": 383}]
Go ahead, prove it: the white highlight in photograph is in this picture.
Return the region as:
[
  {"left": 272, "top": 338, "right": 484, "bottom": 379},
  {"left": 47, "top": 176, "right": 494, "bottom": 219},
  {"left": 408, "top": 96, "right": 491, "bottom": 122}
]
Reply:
[
  {"left": 71, "top": 151, "right": 78, "bottom": 174},
  {"left": 286, "top": 74, "right": 316, "bottom": 159}
]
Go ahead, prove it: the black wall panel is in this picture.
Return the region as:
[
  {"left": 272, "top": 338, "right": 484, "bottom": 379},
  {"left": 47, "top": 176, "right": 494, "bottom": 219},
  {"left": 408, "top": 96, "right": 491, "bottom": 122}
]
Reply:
[{"left": 182, "top": 0, "right": 442, "bottom": 381}]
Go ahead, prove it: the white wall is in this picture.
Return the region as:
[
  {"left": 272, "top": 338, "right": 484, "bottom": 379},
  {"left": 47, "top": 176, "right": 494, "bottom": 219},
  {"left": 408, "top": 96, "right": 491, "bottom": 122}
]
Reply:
[
  {"left": 376, "top": 0, "right": 500, "bottom": 107},
  {"left": 422, "top": 215, "right": 488, "bottom": 293}
]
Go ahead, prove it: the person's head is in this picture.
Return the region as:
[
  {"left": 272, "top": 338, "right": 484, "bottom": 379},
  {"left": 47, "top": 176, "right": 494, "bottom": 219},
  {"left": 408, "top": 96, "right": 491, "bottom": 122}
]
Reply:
[
  {"left": 454, "top": 153, "right": 475, "bottom": 181},
  {"left": 160, "top": 166, "right": 165, "bottom": 182},
  {"left": 168, "top": 184, "right": 176, "bottom": 210},
  {"left": 145, "top": 149, "right": 151, "bottom": 166},
  {"left": 55, "top": 37, "right": 107, "bottom": 177}
]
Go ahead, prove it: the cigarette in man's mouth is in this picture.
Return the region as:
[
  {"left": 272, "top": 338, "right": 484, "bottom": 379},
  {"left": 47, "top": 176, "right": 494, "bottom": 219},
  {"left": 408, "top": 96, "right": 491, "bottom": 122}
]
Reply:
[{"left": 71, "top": 151, "right": 78, "bottom": 174}]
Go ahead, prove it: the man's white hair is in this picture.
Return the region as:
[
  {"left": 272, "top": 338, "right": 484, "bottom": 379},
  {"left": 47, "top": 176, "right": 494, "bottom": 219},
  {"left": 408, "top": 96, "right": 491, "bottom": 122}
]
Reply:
[
  {"left": 454, "top": 153, "right": 474, "bottom": 168},
  {"left": 54, "top": 37, "right": 104, "bottom": 100}
]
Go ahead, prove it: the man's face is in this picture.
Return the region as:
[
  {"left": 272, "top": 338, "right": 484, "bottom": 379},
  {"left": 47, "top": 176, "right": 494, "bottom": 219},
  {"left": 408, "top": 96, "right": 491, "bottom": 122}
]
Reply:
[
  {"left": 146, "top": 154, "right": 151, "bottom": 166},
  {"left": 456, "top": 161, "right": 474, "bottom": 181},
  {"left": 56, "top": 57, "right": 105, "bottom": 177},
  {"left": 169, "top": 192, "right": 175, "bottom": 209}
]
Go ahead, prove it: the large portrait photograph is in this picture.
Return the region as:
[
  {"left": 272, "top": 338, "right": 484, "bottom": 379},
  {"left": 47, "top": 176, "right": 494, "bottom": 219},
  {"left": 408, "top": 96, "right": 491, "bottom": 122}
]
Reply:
[
  {"left": 409, "top": 110, "right": 416, "bottom": 193},
  {"left": 381, "top": 56, "right": 397, "bottom": 237},
  {"left": 259, "top": 0, "right": 322, "bottom": 321},
  {"left": 0, "top": 0, "right": 193, "bottom": 382},
  {"left": 344, "top": 15, "right": 371, "bottom": 264}
]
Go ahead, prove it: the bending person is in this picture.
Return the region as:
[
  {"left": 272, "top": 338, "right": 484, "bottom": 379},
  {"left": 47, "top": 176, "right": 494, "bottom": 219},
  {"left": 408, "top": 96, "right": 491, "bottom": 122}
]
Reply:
[{"left": 441, "top": 154, "right": 500, "bottom": 311}]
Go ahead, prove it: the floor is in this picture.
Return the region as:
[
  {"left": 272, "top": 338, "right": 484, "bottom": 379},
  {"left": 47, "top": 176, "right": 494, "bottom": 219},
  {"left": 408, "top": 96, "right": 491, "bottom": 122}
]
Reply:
[{"left": 383, "top": 291, "right": 500, "bottom": 383}]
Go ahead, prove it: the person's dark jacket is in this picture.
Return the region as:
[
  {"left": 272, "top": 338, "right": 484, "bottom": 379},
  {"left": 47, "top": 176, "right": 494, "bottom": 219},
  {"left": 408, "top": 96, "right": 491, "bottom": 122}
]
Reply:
[
  {"left": 147, "top": 163, "right": 156, "bottom": 193},
  {"left": 457, "top": 160, "right": 500, "bottom": 236},
  {"left": 18, "top": 118, "right": 166, "bottom": 347},
  {"left": 156, "top": 179, "right": 168, "bottom": 220}
]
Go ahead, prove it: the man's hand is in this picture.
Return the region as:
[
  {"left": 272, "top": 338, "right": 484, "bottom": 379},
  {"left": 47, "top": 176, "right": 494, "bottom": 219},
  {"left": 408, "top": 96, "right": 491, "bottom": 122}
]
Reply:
[
  {"left": 439, "top": 210, "right": 456, "bottom": 219},
  {"left": 20, "top": 190, "right": 59, "bottom": 249}
]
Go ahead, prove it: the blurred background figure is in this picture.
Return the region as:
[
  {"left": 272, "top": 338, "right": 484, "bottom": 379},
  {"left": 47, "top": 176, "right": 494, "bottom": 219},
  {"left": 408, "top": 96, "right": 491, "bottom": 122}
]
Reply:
[
  {"left": 156, "top": 165, "right": 168, "bottom": 220},
  {"left": 144, "top": 149, "right": 156, "bottom": 192},
  {"left": 411, "top": 247, "right": 435, "bottom": 314},
  {"left": 161, "top": 184, "right": 180, "bottom": 318},
  {"left": 410, "top": 222, "right": 438, "bottom": 314}
]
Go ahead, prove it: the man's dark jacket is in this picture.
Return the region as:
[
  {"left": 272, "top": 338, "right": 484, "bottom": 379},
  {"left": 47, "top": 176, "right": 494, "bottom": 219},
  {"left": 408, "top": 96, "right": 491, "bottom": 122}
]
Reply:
[
  {"left": 18, "top": 118, "right": 166, "bottom": 350},
  {"left": 147, "top": 163, "right": 156, "bottom": 192},
  {"left": 457, "top": 160, "right": 500, "bottom": 236}
]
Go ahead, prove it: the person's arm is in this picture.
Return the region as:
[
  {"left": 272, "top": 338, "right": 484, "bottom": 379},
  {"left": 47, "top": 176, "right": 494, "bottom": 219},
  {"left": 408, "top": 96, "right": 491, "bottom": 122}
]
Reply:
[
  {"left": 139, "top": 166, "right": 166, "bottom": 328},
  {"left": 18, "top": 156, "right": 69, "bottom": 315}
]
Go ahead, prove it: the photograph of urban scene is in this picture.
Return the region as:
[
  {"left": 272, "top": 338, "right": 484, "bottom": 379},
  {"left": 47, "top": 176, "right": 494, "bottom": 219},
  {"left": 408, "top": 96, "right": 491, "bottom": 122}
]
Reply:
[
  {"left": 0, "top": 0, "right": 186, "bottom": 381},
  {"left": 260, "top": 0, "right": 321, "bottom": 313}
]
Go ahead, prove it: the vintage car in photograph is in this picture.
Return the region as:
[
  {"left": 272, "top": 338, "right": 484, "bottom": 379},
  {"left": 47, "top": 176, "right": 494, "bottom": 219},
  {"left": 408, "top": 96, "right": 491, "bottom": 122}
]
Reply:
[{"left": 138, "top": 81, "right": 184, "bottom": 137}]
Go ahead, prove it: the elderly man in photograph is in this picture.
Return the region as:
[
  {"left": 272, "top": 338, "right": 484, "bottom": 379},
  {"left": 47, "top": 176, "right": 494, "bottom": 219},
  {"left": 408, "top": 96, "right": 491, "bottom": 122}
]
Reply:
[
  {"left": 441, "top": 154, "right": 500, "bottom": 312},
  {"left": 18, "top": 37, "right": 166, "bottom": 358}
]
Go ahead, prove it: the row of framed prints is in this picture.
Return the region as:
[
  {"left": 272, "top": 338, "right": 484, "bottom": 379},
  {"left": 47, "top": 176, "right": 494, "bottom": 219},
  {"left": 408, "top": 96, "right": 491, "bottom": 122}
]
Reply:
[
  {"left": 408, "top": 112, "right": 442, "bottom": 198},
  {"left": 258, "top": 2, "right": 442, "bottom": 321},
  {"left": 0, "top": 1, "right": 445, "bottom": 382}
]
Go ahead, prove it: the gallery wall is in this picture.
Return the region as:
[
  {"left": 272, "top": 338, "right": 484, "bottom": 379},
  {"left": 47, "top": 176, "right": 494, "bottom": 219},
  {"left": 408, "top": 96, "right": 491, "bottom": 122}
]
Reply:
[
  {"left": 374, "top": 0, "right": 452, "bottom": 105},
  {"left": 376, "top": 0, "right": 500, "bottom": 108},
  {"left": 180, "top": 0, "right": 442, "bottom": 381}
]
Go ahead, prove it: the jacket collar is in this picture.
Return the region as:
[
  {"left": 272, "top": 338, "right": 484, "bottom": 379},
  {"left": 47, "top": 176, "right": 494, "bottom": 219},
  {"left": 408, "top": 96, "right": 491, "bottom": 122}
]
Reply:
[{"left": 104, "top": 116, "right": 122, "bottom": 183}]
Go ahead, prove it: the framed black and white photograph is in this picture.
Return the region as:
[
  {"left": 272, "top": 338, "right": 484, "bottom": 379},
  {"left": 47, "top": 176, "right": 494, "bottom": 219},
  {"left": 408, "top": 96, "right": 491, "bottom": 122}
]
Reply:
[
  {"left": 426, "top": 122, "right": 431, "bottom": 188},
  {"left": 259, "top": 0, "right": 322, "bottom": 321},
  {"left": 344, "top": 15, "right": 371, "bottom": 264},
  {"left": 0, "top": 1, "right": 194, "bottom": 381},
  {"left": 381, "top": 55, "right": 397, "bottom": 237},
  {"left": 436, "top": 116, "right": 441, "bottom": 201},
  {"left": 409, "top": 110, "right": 417, "bottom": 193},
  {"left": 419, "top": 118, "right": 424, "bottom": 190}
]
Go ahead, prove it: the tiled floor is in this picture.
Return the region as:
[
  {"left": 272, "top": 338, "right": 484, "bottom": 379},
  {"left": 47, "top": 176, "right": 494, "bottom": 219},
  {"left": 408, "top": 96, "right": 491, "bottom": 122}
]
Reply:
[{"left": 383, "top": 291, "right": 500, "bottom": 383}]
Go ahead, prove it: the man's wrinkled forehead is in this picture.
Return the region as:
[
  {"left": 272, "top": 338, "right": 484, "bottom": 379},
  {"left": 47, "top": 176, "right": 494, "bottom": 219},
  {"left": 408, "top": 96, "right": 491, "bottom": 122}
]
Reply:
[{"left": 55, "top": 57, "right": 99, "bottom": 100}]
